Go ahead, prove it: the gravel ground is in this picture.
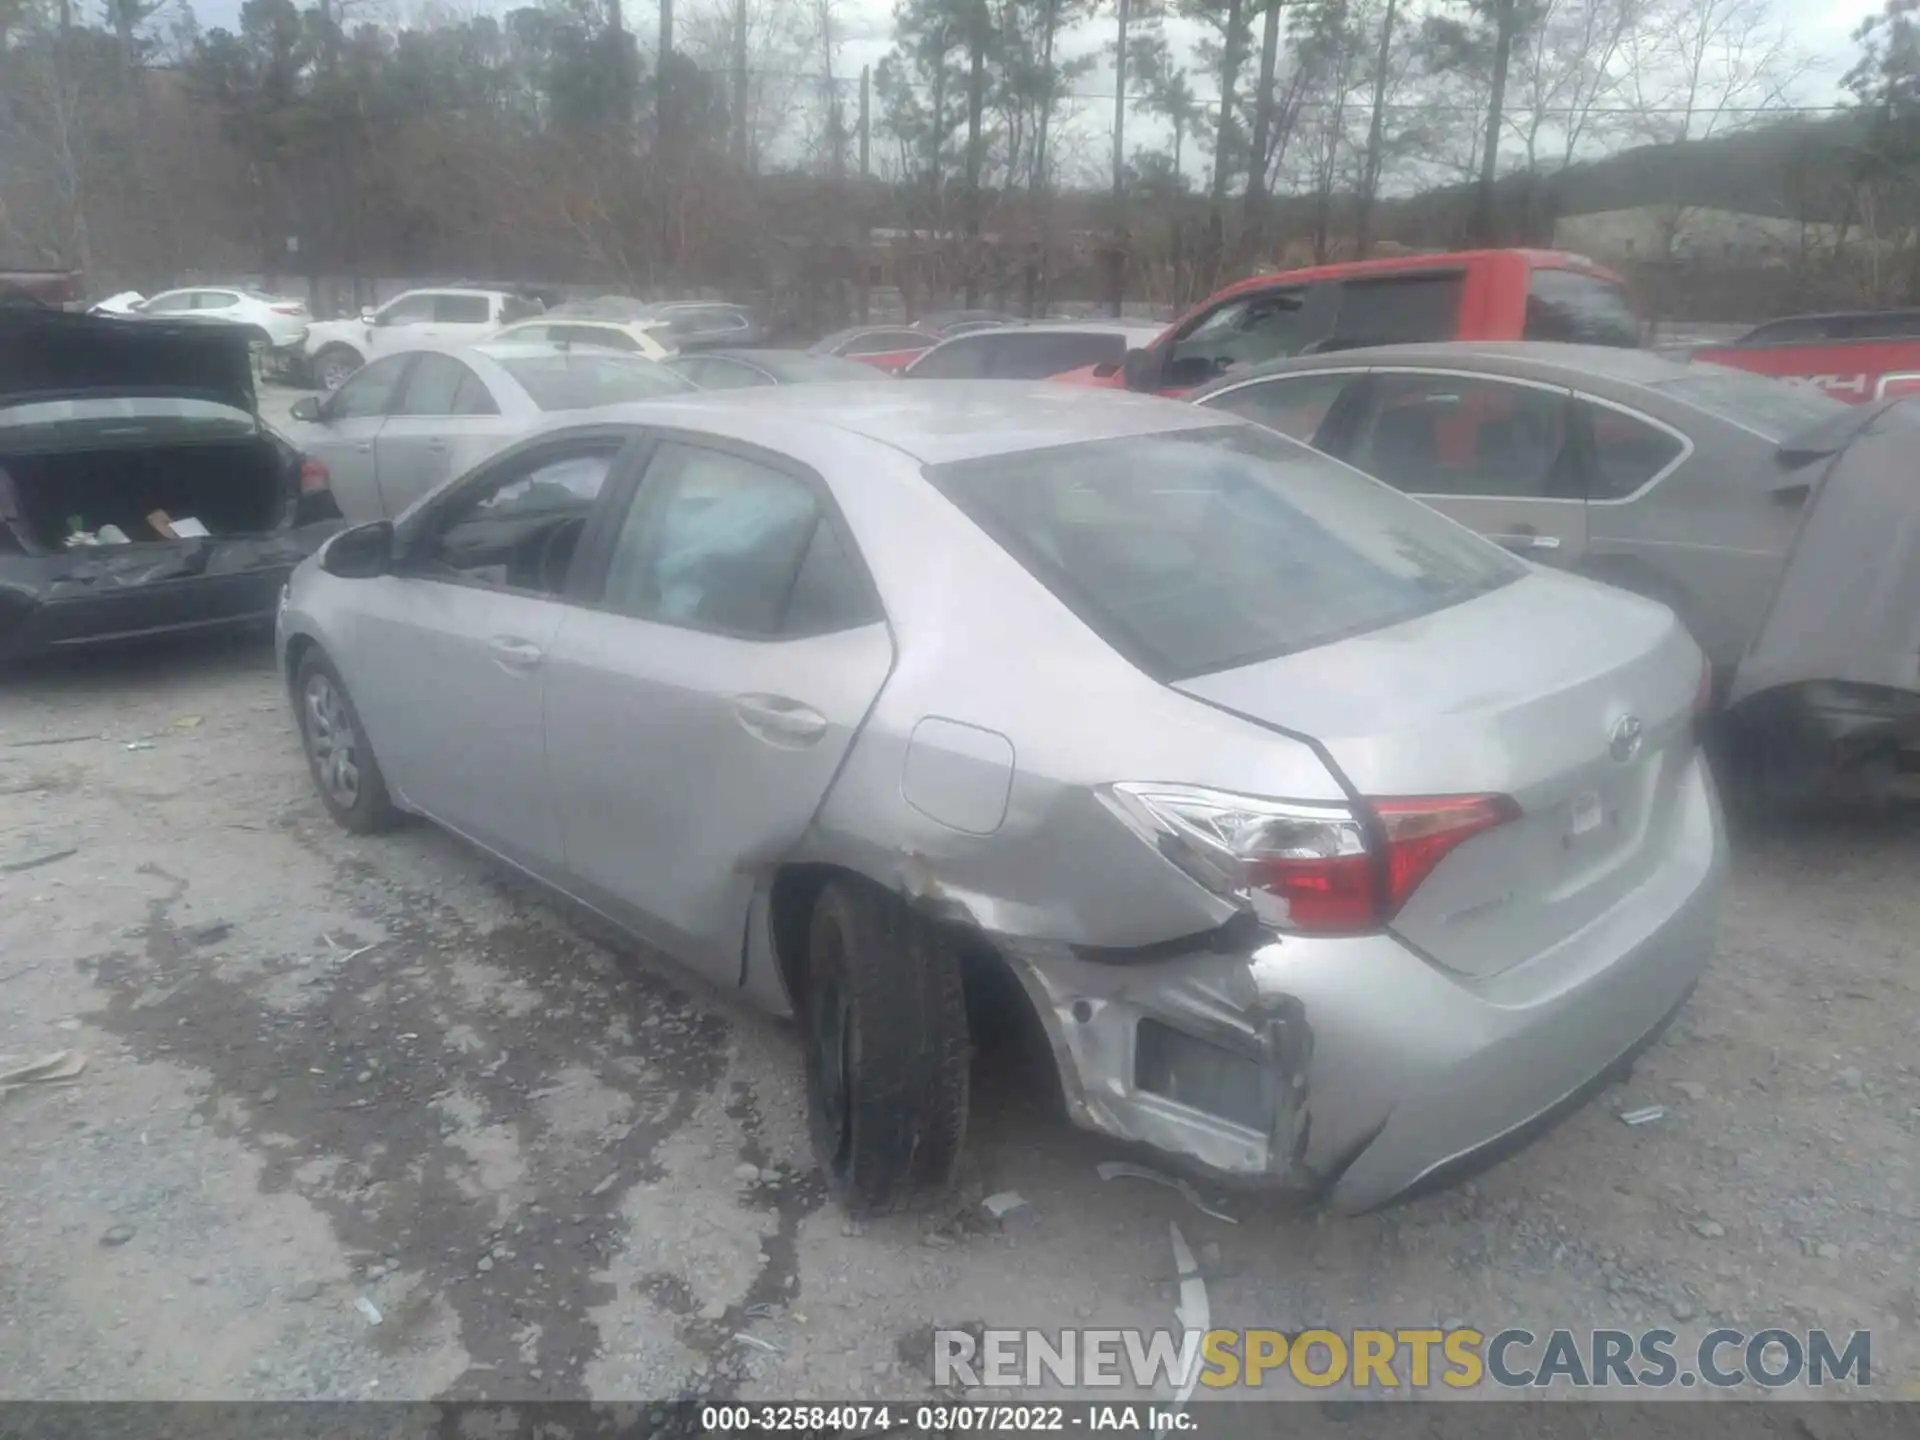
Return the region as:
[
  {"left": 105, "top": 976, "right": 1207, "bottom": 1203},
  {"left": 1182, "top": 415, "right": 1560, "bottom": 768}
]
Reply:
[{"left": 1, "top": 484, "right": 1916, "bottom": 1404}]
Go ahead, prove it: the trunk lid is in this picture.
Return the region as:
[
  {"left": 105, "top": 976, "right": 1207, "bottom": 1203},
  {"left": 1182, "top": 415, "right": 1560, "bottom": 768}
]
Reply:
[
  {"left": 0, "top": 305, "right": 256, "bottom": 413},
  {"left": 1174, "top": 569, "right": 1704, "bottom": 977}
]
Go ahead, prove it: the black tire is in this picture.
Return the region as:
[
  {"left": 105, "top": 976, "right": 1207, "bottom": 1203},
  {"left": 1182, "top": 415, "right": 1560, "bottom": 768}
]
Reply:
[
  {"left": 313, "top": 345, "right": 362, "bottom": 391},
  {"left": 804, "top": 879, "right": 970, "bottom": 1215},
  {"left": 293, "top": 650, "right": 399, "bottom": 834}
]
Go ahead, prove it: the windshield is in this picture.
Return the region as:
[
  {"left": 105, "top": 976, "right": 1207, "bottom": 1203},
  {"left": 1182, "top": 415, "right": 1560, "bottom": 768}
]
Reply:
[
  {"left": 768, "top": 354, "right": 888, "bottom": 382},
  {"left": 0, "top": 394, "right": 257, "bottom": 448},
  {"left": 927, "top": 423, "right": 1521, "bottom": 681},
  {"left": 1656, "top": 366, "right": 1846, "bottom": 441},
  {"left": 498, "top": 353, "right": 695, "bottom": 410}
]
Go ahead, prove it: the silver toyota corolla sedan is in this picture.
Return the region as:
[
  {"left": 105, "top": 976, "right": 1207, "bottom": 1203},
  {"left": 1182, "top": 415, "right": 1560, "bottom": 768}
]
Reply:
[
  {"left": 275, "top": 383, "right": 1726, "bottom": 1215},
  {"left": 282, "top": 341, "right": 696, "bottom": 523}
]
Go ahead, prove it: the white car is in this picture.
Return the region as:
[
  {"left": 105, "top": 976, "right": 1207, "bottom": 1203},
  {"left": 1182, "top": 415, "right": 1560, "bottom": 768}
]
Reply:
[
  {"left": 492, "top": 316, "right": 675, "bottom": 360},
  {"left": 98, "top": 286, "right": 311, "bottom": 351},
  {"left": 280, "top": 341, "right": 696, "bottom": 521},
  {"left": 301, "top": 288, "right": 544, "bottom": 391}
]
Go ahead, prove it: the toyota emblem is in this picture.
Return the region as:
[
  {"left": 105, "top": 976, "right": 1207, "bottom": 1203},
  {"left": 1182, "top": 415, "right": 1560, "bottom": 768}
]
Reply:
[{"left": 1609, "top": 715, "right": 1645, "bottom": 764}]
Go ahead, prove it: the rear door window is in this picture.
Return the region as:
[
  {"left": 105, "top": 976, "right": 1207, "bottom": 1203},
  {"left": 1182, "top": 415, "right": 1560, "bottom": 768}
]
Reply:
[
  {"left": 599, "top": 444, "right": 877, "bottom": 636},
  {"left": 1331, "top": 273, "right": 1465, "bottom": 345},
  {"left": 1346, "top": 372, "right": 1574, "bottom": 498},
  {"left": 1523, "top": 270, "right": 1641, "bottom": 347},
  {"left": 434, "top": 294, "right": 494, "bottom": 324},
  {"left": 1579, "top": 400, "right": 1688, "bottom": 500},
  {"left": 927, "top": 424, "right": 1519, "bottom": 680},
  {"left": 1200, "top": 372, "right": 1355, "bottom": 443}
]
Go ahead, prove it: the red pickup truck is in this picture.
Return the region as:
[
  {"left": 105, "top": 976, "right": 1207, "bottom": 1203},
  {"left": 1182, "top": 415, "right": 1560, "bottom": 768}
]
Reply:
[
  {"left": 1080, "top": 248, "right": 1642, "bottom": 395},
  {"left": 1687, "top": 310, "right": 1920, "bottom": 404}
]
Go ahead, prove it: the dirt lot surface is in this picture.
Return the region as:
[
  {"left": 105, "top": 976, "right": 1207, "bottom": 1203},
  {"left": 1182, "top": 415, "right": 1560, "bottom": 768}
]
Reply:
[{"left": 1, "top": 629, "right": 1916, "bottom": 1404}]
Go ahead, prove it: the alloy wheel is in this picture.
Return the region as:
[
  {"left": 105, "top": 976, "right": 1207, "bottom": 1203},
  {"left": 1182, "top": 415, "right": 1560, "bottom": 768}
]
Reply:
[{"left": 303, "top": 673, "right": 360, "bottom": 809}]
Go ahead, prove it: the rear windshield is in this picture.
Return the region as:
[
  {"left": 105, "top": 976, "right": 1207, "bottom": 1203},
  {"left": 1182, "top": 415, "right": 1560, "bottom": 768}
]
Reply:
[
  {"left": 1524, "top": 269, "right": 1642, "bottom": 347},
  {"left": 498, "top": 353, "right": 695, "bottom": 410},
  {"left": 1655, "top": 367, "right": 1846, "bottom": 441},
  {"left": 927, "top": 424, "right": 1521, "bottom": 681}
]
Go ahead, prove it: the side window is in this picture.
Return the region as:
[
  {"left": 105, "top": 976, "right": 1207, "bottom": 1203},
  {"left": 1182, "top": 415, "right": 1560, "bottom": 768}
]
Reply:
[
  {"left": 1203, "top": 372, "right": 1354, "bottom": 444},
  {"left": 452, "top": 370, "right": 499, "bottom": 416},
  {"left": 393, "top": 353, "right": 476, "bottom": 416},
  {"left": 144, "top": 292, "right": 193, "bottom": 313},
  {"left": 599, "top": 443, "right": 873, "bottom": 636},
  {"left": 499, "top": 295, "right": 542, "bottom": 324},
  {"left": 908, "top": 336, "right": 995, "bottom": 379},
  {"left": 434, "top": 294, "right": 493, "bottom": 324},
  {"left": 1524, "top": 270, "right": 1641, "bottom": 347},
  {"left": 1347, "top": 373, "right": 1573, "bottom": 499},
  {"left": 1580, "top": 400, "right": 1687, "bottom": 501},
  {"left": 845, "top": 330, "right": 924, "bottom": 356},
  {"left": 328, "top": 355, "right": 413, "bottom": 419},
  {"left": 990, "top": 333, "right": 1124, "bottom": 379},
  {"left": 377, "top": 294, "right": 436, "bottom": 326},
  {"left": 1169, "top": 288, "right": 1310, "bottom": 384},
  {"left": 421, "top": 448, "right": 618, "bottom": 593},
  {"left": 684, "top": 358, "right": 770, "bottom": 390},
  {"left": 1332, "top": 274, "right": 1464, "bottom": 345},
  {"left": 195, "top": 291, "right": 241, "bottom": 311}
]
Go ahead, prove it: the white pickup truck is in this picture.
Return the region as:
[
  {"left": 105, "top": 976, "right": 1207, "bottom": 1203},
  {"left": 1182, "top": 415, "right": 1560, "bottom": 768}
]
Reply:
[{"left": 301, "top": 287, "right": 543, "bottom": 390}]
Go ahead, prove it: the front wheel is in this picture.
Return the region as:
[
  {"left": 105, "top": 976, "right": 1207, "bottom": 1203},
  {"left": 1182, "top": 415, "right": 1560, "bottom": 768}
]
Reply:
[
  {"left": 294, "top": 651, "right": 399, "bottom": 834},
  {"left": 804, "top": 880, "right": 970, "bottom": 1215}
]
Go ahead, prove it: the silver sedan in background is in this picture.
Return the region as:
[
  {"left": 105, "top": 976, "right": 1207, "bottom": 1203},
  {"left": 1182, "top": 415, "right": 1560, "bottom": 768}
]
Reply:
[
  {"left": 276, "top": 383, "right": 1724, "bottom": 1215},
  {"left": 282, "top": 341, "right": 695, "bottom": 521}
]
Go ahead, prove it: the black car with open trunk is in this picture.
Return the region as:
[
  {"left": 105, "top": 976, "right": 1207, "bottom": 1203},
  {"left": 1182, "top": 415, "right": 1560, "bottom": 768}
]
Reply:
[{"left": 0, "top": 306, "right": 342, "bottom": 661}]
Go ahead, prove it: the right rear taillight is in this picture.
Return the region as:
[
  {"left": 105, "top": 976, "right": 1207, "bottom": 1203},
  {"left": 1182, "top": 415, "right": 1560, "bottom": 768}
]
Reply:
[
  {"left": 299, "top": 457, "right": 330, "bottom": 494},
  {"left": 1102, "top": 783, "right": 1518, "bottom": 937}
]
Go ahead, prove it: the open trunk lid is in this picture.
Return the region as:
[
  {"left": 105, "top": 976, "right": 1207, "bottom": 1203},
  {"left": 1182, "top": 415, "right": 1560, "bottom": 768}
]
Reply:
[
  {"left": 1175, "top": 569, "right": 1704, "bottom": 977},
  {"left": 0, "top": 305, "right": 256, "bottom": 413}
]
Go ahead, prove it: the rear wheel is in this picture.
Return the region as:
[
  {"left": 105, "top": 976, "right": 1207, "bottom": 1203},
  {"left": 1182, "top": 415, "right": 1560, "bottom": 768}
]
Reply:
[
  {"left": 804, "top": 879, "right": 970, "bottom": 1215},
  {"left": 313, "top": 345, "right": 362, "bottom": 391},
  {"left": 294, "top": 651, "right": 398, "bottom": 834}
]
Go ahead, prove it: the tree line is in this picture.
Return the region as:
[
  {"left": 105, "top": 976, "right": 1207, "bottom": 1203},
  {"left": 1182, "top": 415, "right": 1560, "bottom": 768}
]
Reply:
[{"left": 5, "top": 0, "right": 1909, "bottom": 321}]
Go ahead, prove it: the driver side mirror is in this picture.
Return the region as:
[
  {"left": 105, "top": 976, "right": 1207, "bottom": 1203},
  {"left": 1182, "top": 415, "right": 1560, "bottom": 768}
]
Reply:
[
  {"left": 320, "top": 520, "right": 394, "bottom": 579},
  {"left": 289, "top": 395, "right": 324, "bottom": 423},
  {"left": 360, "top": 308, "right": 381, "bottom": 325},
  {"left": 1120, "top": 346, "right": 1159, "bottom": 392}
]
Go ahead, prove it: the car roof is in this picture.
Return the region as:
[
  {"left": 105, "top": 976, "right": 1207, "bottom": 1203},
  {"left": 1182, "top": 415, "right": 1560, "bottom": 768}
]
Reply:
[
  {"left": 576, "top": 380, "right": 1229, "bottom": 464},
  {"left": 1203, "top": 248, "right": 1624, "bottom": 305},
  {"left": 1197, "top": 340, "right": 1693, "bottom": 391},
  {"left": 944, "top": 320, "right": 1163, "bottom": 344}
]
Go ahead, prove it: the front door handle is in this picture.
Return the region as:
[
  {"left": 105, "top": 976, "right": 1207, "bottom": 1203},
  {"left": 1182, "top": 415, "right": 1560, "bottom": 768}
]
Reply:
[
  {"left": 734, "top": 694, "right": 828, "bottom": 748},
  {"left": 353, "top": 443, "right": 372, "bottom": 454},
  {"left": 1488, "top": 530, "right": 1562, "bottom": 552},
  {"left": 488, "top": 636, "right": 545, "bottom": 671}
]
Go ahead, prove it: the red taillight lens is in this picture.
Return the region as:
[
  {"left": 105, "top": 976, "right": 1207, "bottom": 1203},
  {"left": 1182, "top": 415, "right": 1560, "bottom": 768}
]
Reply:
[
  {"left": 271, "top": 302, "right": 306, "bottom": 315},
  {"left": 299, "top": 457, "right": 330, "bottom": 494},
  {"left": 1245, "top": 851, "right": 1377, "bottom": 932},
  {"left": 1104, "top": 784, "right": 1519, "bottom": 937},
  {"left": 1373, "top": 795, "right": 1521, "bottom": 919}
]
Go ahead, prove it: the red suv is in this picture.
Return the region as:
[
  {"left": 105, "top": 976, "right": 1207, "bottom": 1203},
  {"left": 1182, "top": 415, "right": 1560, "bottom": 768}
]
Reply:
[{"left": 1087, "top": 249, "right": 1642, "bottom": 397}]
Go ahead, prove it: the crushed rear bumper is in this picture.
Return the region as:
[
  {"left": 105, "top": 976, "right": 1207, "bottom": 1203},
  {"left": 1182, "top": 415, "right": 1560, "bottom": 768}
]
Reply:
[{"left": 994, "top": 752, "right": 1726, "bottom": 1212}]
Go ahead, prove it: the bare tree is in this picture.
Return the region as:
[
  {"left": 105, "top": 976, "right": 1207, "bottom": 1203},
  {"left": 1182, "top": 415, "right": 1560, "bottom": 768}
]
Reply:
[{"left": 1620, "top": 0, "right": 1810, "bottom": 147}]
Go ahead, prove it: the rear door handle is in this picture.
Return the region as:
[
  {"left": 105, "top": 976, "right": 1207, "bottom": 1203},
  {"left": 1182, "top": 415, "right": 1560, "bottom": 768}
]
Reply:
[
  {"left": 488, "top": 636, "right": 545, "bottom": 671},
  {"left": 734, "top": 694, "right": 828, "bottom": 747},
  {"left": 426, "top": 439, "right": 448, "bottom": 451},
  {"left": 1489, "top": 531, "right": 1562, "bottom": 552}
]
